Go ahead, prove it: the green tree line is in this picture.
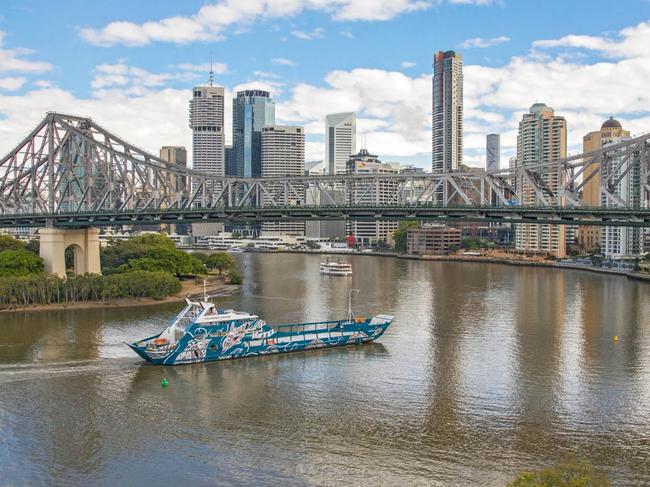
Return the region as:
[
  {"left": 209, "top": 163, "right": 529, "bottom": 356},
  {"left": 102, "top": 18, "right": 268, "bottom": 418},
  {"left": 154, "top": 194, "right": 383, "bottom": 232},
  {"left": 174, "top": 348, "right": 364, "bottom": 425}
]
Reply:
[
  {"left": 0, "top": 233, "right": 242, "bottom": 308},
  {"left": 0, "top": 271, "right": 181, "bottom": 307}
]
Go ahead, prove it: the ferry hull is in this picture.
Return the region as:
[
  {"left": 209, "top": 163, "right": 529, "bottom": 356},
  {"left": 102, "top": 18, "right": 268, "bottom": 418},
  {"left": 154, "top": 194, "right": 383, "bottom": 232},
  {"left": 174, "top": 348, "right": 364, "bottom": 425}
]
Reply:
[{"left": 129, "top": 318, "right": 391, "bottom": 366}]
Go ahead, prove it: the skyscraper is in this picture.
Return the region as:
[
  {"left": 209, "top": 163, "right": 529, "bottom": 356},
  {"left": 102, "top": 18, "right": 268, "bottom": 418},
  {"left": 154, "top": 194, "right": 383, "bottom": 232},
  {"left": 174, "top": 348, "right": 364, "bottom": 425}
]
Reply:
[
  {"left": 233, "top": 90, "right": 275, "bottom": 178},
  {"left": 579, "top": 118, "right": 631, "bottom": 251},
  {"left": 189, "top": 85, "right": 225, "bottom": 178},
  {"left": 261, "top": 125, "right": 305, "bottom": 235},
  {"left": 432, "top": 50, "right": 463, "bottom": 173},
  {"left": 325, "top": 112, "right": 356, "bottom": 175},
  {"left": 515, "top": 103, "right": 567, "bottom": 258},
  {"left": 189, "top": 81, "right": 225, "bottom": 236},
  {"left": 486, "top": 134, "right": 500, "bottom": 173}
]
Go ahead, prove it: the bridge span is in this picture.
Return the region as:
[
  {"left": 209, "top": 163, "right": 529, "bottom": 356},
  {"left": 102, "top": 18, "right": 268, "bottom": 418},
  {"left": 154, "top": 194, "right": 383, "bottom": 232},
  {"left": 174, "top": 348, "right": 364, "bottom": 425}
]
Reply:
[{"left": 1, "top": 112, "right": 649, "bottom": 275}]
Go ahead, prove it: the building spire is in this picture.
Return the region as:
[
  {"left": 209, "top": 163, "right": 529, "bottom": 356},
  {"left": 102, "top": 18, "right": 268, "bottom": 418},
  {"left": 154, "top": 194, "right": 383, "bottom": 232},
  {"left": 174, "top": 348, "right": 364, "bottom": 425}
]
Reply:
[{"left": 208, "top": 51, "right": 214, "bottom": 87}]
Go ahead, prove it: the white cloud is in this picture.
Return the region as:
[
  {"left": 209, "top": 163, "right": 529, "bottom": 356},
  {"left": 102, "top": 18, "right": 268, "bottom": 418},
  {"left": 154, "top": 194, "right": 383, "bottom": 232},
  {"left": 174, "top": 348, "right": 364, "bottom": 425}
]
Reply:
[
  {"left": 277, "top": 68, "right": 431, "bottom": 159},
  {"left": 340, "top": 30, "right": 354, "bottom": 39},
  {"left": 78, "top": 0, "right": 489, "bottom": 46},
  {"left": 449, "top": 0, "right": 496, "bottom": 4},
  {"left": 460, "top": 35, "right": 510, "bottom": 49},
  {"left": 254, "top": 71, "right": 280, "bottom": 79},
  {"left": 3, "top": 19, "right": 650, "bottom": 171},
  {"left": 291, "top": 28, "right": 325, "bottom": 40},
  {"left": 90, "top": 63, "right": 197, "bottom": 97},
  {"left": 532, "top": 20, "right": 650, "bottom": 59},
  {"left": 271, "top": 57, "right": 296, "bottom": 66},
  {"left": 0, "top": 87, "right": 191, "bottom": 164},
  {"left": 234, "top": 80, "right": 284, "bottom": 97},
  {"left": 400, "top": 61, "right": 416, "bottom": 68},
  {"left": 173, "top": 62, "right": 229, "bottom": 74},
  {"left": 33, "top": 80, "right": 55, "bottom": 89},
  {"left": 0, "top": 30, "right": 52, "bottom": 73},
  {"left": 0, "top": 77, "right": 26, "bottom": 91}
]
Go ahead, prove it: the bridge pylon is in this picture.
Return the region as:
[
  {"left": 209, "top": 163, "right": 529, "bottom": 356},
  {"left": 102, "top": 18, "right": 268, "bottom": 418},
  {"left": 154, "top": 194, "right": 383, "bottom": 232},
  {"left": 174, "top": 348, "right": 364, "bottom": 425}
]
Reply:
[{"left": 38, "top": 227, "right": 101, "bottom": 277}]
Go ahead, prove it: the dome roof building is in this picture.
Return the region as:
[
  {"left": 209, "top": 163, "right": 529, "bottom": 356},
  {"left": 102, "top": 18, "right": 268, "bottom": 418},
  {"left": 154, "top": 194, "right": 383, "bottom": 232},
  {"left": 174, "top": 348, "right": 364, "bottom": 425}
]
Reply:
[{"left": 601, "top": 117, "right": 622, "bottom": 129}]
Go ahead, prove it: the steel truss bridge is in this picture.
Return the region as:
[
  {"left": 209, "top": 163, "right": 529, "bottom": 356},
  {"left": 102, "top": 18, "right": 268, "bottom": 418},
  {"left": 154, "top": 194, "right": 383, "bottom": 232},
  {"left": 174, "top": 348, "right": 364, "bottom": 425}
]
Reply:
[{"left": 0, "top": 113, "right": 649, "bottom": 228}]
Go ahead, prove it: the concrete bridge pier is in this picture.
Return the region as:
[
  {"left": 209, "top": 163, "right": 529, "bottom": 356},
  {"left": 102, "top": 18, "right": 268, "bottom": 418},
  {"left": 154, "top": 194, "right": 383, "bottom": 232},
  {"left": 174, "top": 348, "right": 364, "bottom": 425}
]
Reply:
[{"left": 38, "top": 227, "right": 101, "bottom": 277}]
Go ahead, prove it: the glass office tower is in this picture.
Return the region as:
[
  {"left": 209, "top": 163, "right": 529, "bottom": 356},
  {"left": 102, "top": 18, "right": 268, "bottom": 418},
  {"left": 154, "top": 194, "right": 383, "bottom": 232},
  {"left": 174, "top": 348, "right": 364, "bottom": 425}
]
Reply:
[{"left": 232, "top": 90, "right": 275, "bottom": 177}]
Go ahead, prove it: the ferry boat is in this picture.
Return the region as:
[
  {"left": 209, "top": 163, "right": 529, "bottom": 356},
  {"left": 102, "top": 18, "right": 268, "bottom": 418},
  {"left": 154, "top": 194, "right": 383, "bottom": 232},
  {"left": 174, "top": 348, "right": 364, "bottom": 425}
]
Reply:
[
  {"left": 126, "top": 298, "right": 393, "bottom": 365},
  {"left": 320, "top": 260, "right": 353, "bottom": 276}
]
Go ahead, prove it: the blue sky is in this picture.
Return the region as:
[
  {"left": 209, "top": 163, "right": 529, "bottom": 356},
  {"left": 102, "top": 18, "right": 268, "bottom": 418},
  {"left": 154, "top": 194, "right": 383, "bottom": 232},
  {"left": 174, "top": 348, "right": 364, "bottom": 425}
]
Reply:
[{"left": 2, "top": 0, "right": 650, "bottom": 168}]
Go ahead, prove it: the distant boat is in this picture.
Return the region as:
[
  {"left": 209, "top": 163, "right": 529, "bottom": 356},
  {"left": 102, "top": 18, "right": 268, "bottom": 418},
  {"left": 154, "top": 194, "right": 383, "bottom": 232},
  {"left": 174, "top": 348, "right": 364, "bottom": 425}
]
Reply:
[
  {"left": 227, "top": 247, "right": 246, "bottom": 253},
  {"left": 320, "top": 259, "right": 353, "bottom": 276},
  {"left": 126, "top": 298, "right": 392, "bottom": 366}
]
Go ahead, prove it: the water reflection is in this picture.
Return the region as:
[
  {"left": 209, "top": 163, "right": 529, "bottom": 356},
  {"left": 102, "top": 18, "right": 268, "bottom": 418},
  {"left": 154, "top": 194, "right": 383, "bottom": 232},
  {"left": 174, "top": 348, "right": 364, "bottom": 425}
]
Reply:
[{"left": 0, "top": 254, "right": 648, "bottom": 485}]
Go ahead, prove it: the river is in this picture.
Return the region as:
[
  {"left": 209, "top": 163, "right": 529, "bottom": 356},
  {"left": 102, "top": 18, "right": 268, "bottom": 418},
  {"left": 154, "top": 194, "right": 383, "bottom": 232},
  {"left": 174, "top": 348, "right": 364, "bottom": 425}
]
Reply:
[{"left": 0, "top": 253, "right": 649, "bottom": 486}]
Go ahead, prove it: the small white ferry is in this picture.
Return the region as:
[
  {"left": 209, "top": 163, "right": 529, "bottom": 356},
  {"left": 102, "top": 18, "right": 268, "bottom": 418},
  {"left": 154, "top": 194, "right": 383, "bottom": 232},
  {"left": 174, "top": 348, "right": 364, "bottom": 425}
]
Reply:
[{"left": 320, "top": 260, "right": 353, "bottom": 276}]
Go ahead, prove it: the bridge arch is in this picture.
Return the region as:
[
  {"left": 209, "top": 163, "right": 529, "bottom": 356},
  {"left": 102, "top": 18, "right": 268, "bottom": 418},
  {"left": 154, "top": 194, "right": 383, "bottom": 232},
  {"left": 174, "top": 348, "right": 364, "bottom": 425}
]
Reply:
[{"left": 38, "top": 228, "right": 101, "bottom": 277}]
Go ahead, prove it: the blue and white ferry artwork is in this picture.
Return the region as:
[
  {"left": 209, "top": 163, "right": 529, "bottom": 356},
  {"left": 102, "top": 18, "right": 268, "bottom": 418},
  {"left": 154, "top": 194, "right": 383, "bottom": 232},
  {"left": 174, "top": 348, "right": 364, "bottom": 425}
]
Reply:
[{"left": 127, "top": 298, "right": 393, "bottom": 366}]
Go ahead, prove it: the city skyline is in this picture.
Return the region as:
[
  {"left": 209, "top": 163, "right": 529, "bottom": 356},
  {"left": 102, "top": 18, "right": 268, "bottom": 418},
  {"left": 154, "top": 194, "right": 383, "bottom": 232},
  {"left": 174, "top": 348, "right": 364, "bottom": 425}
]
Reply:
[{"left": 1, "top": 2, "right": 650, "bottom": 169}]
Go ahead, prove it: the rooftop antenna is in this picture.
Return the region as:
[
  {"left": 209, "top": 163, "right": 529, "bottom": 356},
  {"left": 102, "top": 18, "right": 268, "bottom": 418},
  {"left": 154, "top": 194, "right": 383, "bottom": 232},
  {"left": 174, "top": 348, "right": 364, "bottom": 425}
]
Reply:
[{"left": 208, "top": 51, "right": 214, "bottom": 87}]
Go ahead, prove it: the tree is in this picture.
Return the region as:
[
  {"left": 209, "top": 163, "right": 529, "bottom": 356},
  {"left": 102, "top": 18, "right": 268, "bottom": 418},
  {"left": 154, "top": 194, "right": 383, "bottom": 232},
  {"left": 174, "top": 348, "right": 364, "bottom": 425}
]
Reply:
[
  {"left": 206, "top": 252, "right": 236, "bottom": 275},
  {"left": 120, "top": 246, "right": 205, "bottom": 277},
  {"left": 191, "top": 252, "right": 210, "bottom": 264},
  {"left": 25, "top": 239, "right": 40, "bottom": 255},
  {"left": 508, "top": 458, "right": 609, "bottom": 487},
  {"left": 393, "top": 221, "right": 420, "bottom": 253},
  {"left": 228, "top": 270, "right": 243, "bottom": 284},
  {"left": 101, "top": 233, "right": 177, "bottom": 272},
  {"left": 461, "top": 237, "right": 482, "bottom": 251},
  {"left": 0, "top": 248, "right": 44, "bottom": 276},
  {"left": 449, "top": 244, "right": 459, "bottom": 254},
  {"left": 0, "top": 235, "right": 26, "bottom": 252}
]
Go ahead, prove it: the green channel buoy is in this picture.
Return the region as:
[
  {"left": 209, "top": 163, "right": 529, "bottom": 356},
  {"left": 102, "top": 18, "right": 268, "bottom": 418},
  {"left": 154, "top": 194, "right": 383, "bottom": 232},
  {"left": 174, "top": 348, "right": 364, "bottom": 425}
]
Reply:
[{"left": 161, "top": 377, "right": 169, "bottom": 388}]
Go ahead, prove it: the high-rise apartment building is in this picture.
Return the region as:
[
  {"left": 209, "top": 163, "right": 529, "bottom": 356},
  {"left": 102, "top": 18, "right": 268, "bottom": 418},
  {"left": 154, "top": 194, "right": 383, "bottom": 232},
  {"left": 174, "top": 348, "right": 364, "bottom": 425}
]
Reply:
[
  {"left": 432, "top": 50, "right": 463, "bottom": 173},
  {"left": 515, "top": 103, "right": 567, "bottom": 258},
  {"left": 325, "top": 112, "right": 356, "bottom": 175},
  {"left": 233, "top": 90, "right": 275, "bottom": 178},
  {"left": 486, "top": 134, "right": 500, "bottom": 173},
  {"left": 578, "top": 118, "right": 631, "bottom": 251},
  {"left": 261, "top": 125, "right": 305, "bottom": 235}
]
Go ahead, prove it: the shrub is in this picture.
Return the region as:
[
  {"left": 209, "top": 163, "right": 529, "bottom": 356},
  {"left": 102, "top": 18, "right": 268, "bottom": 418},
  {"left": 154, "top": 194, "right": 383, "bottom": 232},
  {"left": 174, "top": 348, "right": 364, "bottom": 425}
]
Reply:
[{"left": 508, "top": 458, "right": 609, "bottom": 487}]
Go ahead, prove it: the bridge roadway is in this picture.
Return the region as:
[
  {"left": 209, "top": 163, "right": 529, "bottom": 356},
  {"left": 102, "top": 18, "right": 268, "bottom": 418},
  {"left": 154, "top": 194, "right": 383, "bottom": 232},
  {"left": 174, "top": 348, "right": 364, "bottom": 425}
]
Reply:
[{"left": 1, "top": 204, "right": 649, "bottom": 228}]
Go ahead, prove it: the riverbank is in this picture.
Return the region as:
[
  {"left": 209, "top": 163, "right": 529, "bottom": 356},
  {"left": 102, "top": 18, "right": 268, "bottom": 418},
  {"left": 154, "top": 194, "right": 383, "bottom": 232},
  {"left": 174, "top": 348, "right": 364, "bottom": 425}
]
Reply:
[
  {"left": 229, "top": 247, "right": 650, "bottom": 283},
  {"left": 0, "top": 276, "right": 239, "bottom": 313}
]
